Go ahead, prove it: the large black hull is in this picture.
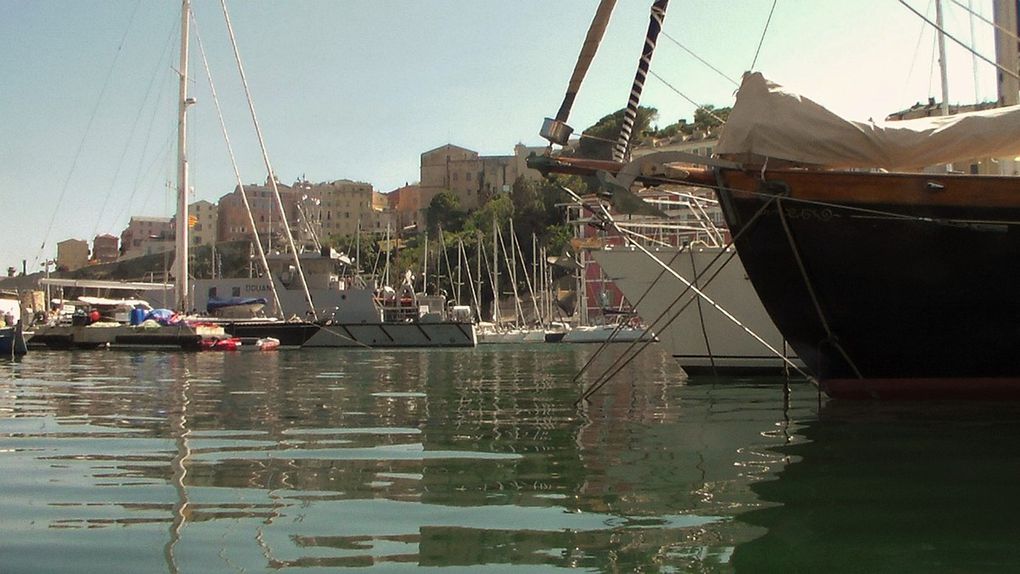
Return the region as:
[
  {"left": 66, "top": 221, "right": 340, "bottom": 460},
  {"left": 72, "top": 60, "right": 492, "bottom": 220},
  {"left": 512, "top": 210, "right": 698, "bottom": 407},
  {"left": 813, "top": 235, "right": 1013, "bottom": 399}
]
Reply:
[
  {"left": 715, "top": 169, "right": 1020, "bottom": 398},
  {"left": 0, "top": 324, "right": 27, "bottom": 357},
  {"left": 27, "top": 324, "right": 203, "bottom": 350},
  {"left": 222, "top": 320, "right": 320, "bottom": 347}
]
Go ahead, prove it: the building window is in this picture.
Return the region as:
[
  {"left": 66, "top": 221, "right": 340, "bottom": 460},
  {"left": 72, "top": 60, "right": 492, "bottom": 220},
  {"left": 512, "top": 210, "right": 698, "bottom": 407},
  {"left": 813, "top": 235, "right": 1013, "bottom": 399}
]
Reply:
[{"left": 466, "top": 172, "right": 472, "bottom": 181}]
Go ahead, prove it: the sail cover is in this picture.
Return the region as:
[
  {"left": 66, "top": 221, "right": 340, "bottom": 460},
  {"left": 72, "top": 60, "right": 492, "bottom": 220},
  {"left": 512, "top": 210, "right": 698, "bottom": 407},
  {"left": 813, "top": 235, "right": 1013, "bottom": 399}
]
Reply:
[{"left": 716, "top": 72, "right": 1020, "bottom": 170}]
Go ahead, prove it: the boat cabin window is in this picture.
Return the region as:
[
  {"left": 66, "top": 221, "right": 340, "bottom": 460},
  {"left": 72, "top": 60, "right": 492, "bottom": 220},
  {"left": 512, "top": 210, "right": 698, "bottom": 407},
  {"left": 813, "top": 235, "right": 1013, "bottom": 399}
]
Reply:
[
  {"left": 208, "top": 287, "right": 217, "bottom": 297},
  {"left": 232, "top": 287, "right": 241, "bottom": 297}
]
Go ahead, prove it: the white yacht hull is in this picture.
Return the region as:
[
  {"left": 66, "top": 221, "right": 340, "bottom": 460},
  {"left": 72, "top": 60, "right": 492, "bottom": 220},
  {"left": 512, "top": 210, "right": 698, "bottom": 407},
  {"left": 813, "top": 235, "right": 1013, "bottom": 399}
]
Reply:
[
  {"left": 592, "top": 246, "right": 799, "bottom": 374},
  {"left": 560, "top": 324, "right": 655, "bottom": 343}
]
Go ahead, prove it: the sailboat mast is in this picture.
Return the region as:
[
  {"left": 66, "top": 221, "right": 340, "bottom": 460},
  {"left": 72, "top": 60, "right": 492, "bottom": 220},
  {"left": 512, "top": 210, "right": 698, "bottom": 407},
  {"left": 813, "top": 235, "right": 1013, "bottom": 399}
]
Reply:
[
  {"left": 175, "top": 0, "right": 192, "bottom": 311},
  {"left": 476, "top": 232, "right": 483, "bottom": 322},
  {"left": 492, "top": 213, "right": 499, "bottom": 325},
  {"left": 423, "top": 231, "right": 429, "bottom": 293},
  {"left": 935, "top": 0, "right": 951, "bottom": 117}
]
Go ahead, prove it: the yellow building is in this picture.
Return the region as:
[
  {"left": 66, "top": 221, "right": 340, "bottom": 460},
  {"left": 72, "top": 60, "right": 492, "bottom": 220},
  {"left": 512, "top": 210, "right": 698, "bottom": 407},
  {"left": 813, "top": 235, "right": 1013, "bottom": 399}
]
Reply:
[
  {"left": 91, "top": 234, "right": 119, "bottom": 264},
  {"left": 416, "top": 143, "right": 546, "bottom": 230},
  {"left": 187, "top": 200, "right": 218, "bottom": 247},
  {"left": 56, "top": 238, "right": 89, "bottom": 271},
  {"left": 119, "top": 216, "right": 173, "bottom": 259},
  {"left": 299, "top": 179, "right": 395, "bottom": 242}
]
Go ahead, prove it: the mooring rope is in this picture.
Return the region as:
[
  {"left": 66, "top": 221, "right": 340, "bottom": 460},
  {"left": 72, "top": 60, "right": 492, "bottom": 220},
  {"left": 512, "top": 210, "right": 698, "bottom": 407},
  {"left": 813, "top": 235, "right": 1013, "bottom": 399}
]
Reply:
[
  {"left": 576, "top": 188, "right": 811, "bottom": 403},
  {"left": 688, "top": 245, "right": 717, "bottom": 377},
  {"left": 774, "top": 197, "right": 863, "bottom": 379}
]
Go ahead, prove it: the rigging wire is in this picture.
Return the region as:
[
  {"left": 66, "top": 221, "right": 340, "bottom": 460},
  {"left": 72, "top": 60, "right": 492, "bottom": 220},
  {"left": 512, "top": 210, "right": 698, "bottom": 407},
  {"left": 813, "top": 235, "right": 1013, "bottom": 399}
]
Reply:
[
  {"left": 575, "top": 191, "right": 810, "bottom": 402},
  {"left": 648, "top": 70, "right": 728, "bottom": 125},
  {"left": 93, "top": 19, "right": 179, "bottom": 238},
  {"left": 109, "top": 23, "right": 180, "bottom": 234},
  {"left": 192, "top": 9, "right": 285, "bottom": 318},
  {"left": 902, "top": 0, "right": 935, "bottom": 106},
  {"left": 659, "top": 31, "right": 739, "bottom": 87},
  {"left": 568, "top": 157, "right": 1020, "bottom": 400},
  {"left": 967, "top": 0, "right": 979, "bottom": 103},
  {"left": 219, "top": 0, "right": 318, "bottom": 320},
  {"left": 566, "top": 226, "right": 686, "bottom": 390},
  {"left": 949, "top": 0, "right": 1020, "bottom": 44},
  {"left": 749, "top": 0, "right": 779, "bottom": 71},
  {"left": 34, "top": 0, "right": 144, "bottom": 267},
  {"left": 898, "top": 0, "right": 1020, "bottom": 81},
  {"left": 126, "top": 133, "right": 176, "bottom": 219}
]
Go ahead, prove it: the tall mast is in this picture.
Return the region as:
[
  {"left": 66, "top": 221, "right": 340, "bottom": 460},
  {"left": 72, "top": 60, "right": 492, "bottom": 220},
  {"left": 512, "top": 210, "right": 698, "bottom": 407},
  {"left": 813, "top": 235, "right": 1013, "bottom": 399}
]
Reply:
[
  {"left": 935, "top": 0, "right": 951, "bottom": 117},
  {"left": 423, "top": 231, "right": 429, "bottom": 292},
  {"left": 355, "top": 218, "right": 361, "bottom": 279},
  {"left": 175, "top": 0, "right": 192, "bottom": 311},
  {"left": 994, "top": 0, "right": 1020, "bottom": 106},
  {"left": 935, "top": 0, "right": 952, "bottom": 172},
  {"left": 384, "top": 223, "right": 391, "bottom": 288},
  {"left": 476, "top": 232, "right": 483, "bottom": 322},
  {"left": 492, "top": 213, "right": 499, "bottom": 325}
]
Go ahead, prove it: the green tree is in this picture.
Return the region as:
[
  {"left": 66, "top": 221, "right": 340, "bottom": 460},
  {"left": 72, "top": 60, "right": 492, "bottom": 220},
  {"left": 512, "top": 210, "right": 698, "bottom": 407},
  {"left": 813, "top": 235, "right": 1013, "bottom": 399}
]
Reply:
[
  {"left": 653, "top": 105, "right": 731, "bottom": 139},
  {"left": 693, "top": 105, "right": 729, "bottom": 131},
  {"left": 425, "top": 190, "right": 466, "bottom": 234},
  {"left": 576, "top": 106, "right": 658, "bottom": 160},
  {"left": 465, "top": 194, "right": 514, "bottom": 238}
]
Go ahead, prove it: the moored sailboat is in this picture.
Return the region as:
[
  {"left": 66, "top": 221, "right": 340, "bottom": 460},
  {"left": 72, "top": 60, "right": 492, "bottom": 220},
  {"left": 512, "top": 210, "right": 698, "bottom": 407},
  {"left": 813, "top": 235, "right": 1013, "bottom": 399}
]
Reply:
[
  {"left": 29, "top": 0, "right": 224, "bottom": 351},
  {"left": 532, "top": 0, "right": 1020, "bottom": 398},
  {"left": 704, "top": 72, "right": 1020, "bottom": 397}
]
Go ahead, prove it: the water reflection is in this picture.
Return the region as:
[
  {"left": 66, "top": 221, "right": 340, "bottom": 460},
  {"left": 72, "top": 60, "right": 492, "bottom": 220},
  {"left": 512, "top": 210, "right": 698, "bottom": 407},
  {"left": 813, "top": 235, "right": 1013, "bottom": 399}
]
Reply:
[
  {"left": 0, "top": 348, "right": 810, "bottom": 572},
  {"left": 732, "top": 399, "right": 1020, "bottom": 572}
]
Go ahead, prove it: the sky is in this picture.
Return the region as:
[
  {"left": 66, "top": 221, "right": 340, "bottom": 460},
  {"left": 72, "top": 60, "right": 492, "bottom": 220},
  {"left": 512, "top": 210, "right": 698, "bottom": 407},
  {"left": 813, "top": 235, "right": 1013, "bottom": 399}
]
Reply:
[{"left": 0, "top": 0, "right": 1003, "bottom": 273}]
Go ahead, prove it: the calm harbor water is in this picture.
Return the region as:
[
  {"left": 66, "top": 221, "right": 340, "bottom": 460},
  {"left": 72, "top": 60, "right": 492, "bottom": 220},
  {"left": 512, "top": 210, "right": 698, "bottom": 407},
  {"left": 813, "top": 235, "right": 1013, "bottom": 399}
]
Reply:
[{"left": 2, "top": 345, "right": 1020, "bottom": 573}]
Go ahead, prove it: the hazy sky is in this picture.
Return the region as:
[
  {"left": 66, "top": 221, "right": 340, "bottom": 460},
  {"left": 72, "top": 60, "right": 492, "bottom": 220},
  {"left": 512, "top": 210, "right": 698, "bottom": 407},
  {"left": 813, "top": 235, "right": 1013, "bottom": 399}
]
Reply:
[{"left": 0, "top": 0, "right": 1001, "bottom": 272}]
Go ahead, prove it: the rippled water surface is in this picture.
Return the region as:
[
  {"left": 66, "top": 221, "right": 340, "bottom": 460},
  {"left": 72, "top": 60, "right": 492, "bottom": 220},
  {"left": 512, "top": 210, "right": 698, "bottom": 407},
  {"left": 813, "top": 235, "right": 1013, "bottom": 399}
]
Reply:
[{"left": 3, "top": 346, "right": 1020, "bottom": 573}]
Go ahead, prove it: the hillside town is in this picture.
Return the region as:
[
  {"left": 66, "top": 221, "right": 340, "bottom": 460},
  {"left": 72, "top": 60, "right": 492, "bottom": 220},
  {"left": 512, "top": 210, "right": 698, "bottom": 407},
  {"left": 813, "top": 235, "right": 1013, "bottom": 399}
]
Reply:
[{"left": 11, "top": 142, "right": 547, "bottom": 276}]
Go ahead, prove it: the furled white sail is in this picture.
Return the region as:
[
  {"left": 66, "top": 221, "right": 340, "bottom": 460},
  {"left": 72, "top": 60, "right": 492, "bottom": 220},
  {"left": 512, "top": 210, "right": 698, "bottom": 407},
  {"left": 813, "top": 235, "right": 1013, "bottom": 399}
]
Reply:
[{"left": 716, "top": 72, "right": 1020, "bottom": 170}]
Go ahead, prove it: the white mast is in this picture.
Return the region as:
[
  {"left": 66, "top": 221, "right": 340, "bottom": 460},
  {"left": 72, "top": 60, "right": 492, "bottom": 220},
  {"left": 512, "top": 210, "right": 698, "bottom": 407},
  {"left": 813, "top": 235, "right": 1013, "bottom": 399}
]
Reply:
[
  {"left": 492, "top": 214, "right": 499, "bottom": 325},
  {"left": 476, "top": 232, "right": 482, "bottom": 321},
  {"left": 935, "top": 0, "right": 951, "bottom": 117},
  {"left": 935, "top": 0, "right": 954, "bottom": 173},
  {"left": 175, "top": 0, "right": 192, "bottom": 311},
  {"left": 994, "top": 0, "right": 1020, "bottom": 106}
]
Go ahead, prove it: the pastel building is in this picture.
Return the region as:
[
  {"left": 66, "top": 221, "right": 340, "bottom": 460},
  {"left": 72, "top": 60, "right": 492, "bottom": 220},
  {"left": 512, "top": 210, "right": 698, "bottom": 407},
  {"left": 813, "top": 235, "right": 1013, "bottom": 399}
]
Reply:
[
  {"left": 217, "top": 178, "right": 300, "bottom": 247},
  {"left": 417, "top": 143, "right": 546, "bottom": 229},
  {"left": 91, "top": 234, "right": 119, "bottom": 264},
  {"left": 119, "top": 216, "right": 172, "bottom": 259},
  {"left": 186, "top": 200, "right": 218, "bottom": 247},
  {"left": 56, "top": 238, "right": 89, "bottom": 271}
]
